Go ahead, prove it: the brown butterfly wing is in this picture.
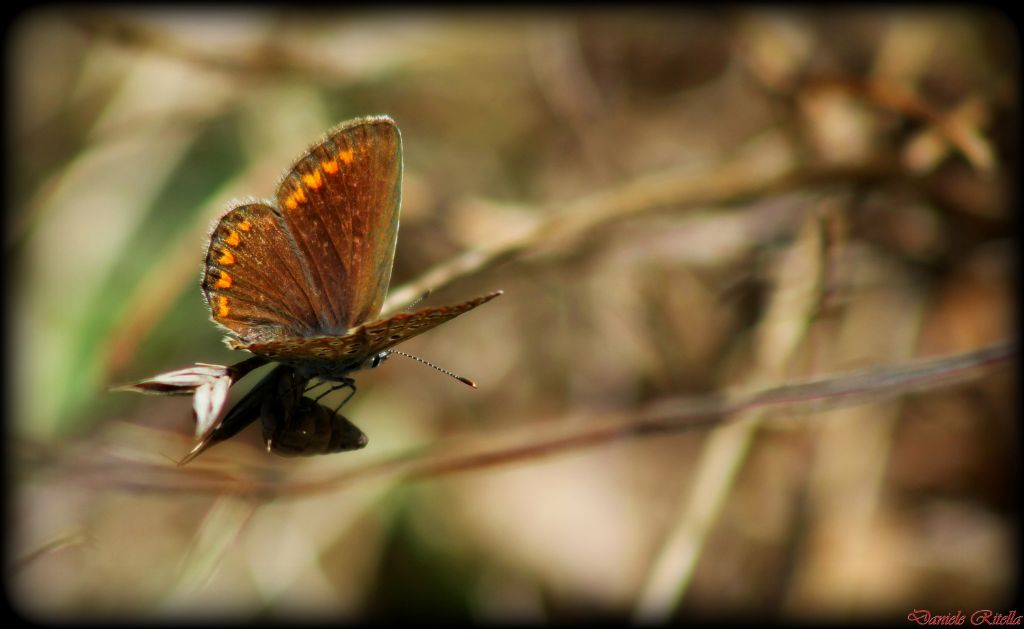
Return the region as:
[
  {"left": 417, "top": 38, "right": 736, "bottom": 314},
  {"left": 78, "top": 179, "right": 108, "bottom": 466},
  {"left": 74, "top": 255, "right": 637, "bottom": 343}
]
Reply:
[
  {"left": 202, "top": 202, "right": 323, "bottom": 342},
  {"left": 178, "top": 363, "right": 290, "bottom": 465},
  {"left": 234, "top": 291, "right": 502, "bottom": 374},
  {"left": 275, "top": 116, "right": 402, "bottom": 333}
]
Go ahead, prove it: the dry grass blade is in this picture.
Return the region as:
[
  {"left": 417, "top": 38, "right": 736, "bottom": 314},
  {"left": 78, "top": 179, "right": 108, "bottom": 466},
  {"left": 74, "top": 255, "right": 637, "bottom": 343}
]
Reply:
[{"left": 63, "top": 341, "right": 1013, "bottom": 499}]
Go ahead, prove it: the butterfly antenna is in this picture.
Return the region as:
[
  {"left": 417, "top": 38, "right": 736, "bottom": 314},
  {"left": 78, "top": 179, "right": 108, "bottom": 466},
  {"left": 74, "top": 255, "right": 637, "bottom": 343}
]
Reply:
[{"left": 387, "top": 350, "right": 477, "bottom": 388}]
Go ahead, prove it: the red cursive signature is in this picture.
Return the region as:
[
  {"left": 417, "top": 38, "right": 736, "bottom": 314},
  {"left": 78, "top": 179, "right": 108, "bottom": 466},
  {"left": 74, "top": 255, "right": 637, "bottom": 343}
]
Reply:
[{"left": 907, "top": 609, "right": 1021, "bottom": 626}]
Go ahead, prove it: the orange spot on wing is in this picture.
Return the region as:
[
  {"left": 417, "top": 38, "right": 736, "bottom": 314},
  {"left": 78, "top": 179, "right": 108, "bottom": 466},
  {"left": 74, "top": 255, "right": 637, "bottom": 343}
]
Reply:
[
  {"left": 302, "top": 170, "right": 323, "bottom": 189},
  {"left": 339, "top": 148, "right": 354, "bottom": 165},
  {"left": 225, "top": 230, "right": 241, "bottom": 247},
  {"left": 238, "top": 219, "right": 252, "bottom": 232},
  {"left": 217, "top": 296, "right": 230, "bottom": 317},
  {"left": 321, "top": 159, "right": 339, "bottom": 174},
  {"left": 284, "top": 186, "right": 307, "bottom": 210},
  {"left": 215, "top": 270, "right": 232, "bottom": 289},
  {"left": 218, "top": 249, "right": 236, "bottom": 265}
]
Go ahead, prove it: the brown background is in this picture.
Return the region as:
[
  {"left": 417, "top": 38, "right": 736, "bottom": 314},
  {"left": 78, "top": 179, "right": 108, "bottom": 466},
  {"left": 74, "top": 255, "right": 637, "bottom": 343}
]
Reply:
[{"left": 8, "top": 7, "right": 1017, "bottom": 622}]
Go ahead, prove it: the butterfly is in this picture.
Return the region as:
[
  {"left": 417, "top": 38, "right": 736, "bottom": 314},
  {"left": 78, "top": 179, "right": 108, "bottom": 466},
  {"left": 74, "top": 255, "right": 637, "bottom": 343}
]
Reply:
[{"left": 175, "top": 115, "right": 499, "bottom": 462}]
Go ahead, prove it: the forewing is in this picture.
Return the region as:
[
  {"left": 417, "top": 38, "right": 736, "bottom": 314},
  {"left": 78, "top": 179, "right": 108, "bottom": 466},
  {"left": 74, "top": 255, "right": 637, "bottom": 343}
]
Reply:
[
  {"left": 202, "top": 202, "right": 322, "bottom": 342},
  {"left": 234, "top": 291, "right": 503, "bottom": 372},
  {"left": 275, "top": 116, "right": 402, "bottom": 333}
]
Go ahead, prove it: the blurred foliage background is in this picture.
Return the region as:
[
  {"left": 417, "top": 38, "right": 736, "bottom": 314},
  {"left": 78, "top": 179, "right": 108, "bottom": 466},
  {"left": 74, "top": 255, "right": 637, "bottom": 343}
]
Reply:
[{"left": 7, "top": 7, "right": 1017, "bottom": 623}]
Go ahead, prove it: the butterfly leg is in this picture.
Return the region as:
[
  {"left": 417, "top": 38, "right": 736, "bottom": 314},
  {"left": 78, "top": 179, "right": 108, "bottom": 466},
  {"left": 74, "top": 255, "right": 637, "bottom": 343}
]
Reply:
[
  {"left": 304, "top": 380, "right": 331, "bottom": 395},
  {"left": 308, "top": 377, "right": 358, "bottom": 411},
  {"left": 332, "top": 378, "right": 357, "bottom": 413},
  {"left": 311, "top": 381, "right": 345, "bottom": 403}
]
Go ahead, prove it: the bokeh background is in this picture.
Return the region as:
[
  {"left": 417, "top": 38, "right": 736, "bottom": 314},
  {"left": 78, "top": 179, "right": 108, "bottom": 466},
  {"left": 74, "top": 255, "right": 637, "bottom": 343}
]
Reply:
[{"left": 7, "top": 7, "right": 1018, "bottom": 622}]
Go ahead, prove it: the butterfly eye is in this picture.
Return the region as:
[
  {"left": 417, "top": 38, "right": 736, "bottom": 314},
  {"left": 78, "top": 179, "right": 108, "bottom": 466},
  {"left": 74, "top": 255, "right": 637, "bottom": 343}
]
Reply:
[{"left": 370, "top": 352, "right": 389, "bottom": 368}]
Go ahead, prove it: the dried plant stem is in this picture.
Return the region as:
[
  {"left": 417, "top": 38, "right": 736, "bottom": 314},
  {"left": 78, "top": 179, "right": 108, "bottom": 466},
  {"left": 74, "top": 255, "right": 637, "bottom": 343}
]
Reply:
[
  {"left": 70, "top": 14, "right": 345, "bottom": 81},
  {"left": 382, "top": 133, "right": 894, "bottom": 314},
  {"left": 9, "top": 532, "right": 92, "bottom": 574},
  {"left": 85, "top": 341, "right": 1013, "bottom": 498}
]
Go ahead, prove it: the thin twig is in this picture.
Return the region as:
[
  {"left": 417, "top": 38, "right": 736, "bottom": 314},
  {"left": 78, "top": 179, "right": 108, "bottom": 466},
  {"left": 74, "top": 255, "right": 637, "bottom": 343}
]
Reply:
[
  {"left": 9, "top": 532, "right": 92, "bottom": 574},
  {"left": 69, "top": 13, "right": 348, "bottom": 82},
  {"left": 68, "top": 341, "right": 1014, "bottom": 498},
  {"left": 382, "top": 134, "right": 897, "bottom": 314}
]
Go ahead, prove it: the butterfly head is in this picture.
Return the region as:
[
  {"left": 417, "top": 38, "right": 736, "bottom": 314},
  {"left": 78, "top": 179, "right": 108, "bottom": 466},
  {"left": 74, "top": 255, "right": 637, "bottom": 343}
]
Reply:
[{"left": 364, "top": 351, "right": 390, "bottom": 370}]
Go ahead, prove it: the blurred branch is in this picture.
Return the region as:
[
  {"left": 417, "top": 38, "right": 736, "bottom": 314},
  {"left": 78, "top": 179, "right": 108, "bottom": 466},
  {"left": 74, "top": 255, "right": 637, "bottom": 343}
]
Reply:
[
  {"left": 66, "top": 340, "right": 1013, "bottom": 498},
  {"left": 813, "top": 78, "right": 996, "bottom": 174},
  {"left": 9, "top": 531, "right": 93, "bottom": 574},
  {"left": 635, "top": 208, "right": 831, "bottom": 621},
  {"left": 70, "top": 12, "right": 350, "bottom": 81},
  {"left": 162, "top": 498, "right": 259, "bottom": 604},
  {"left": 383, "top": 133, "right": 897, "bottom": 314}
]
